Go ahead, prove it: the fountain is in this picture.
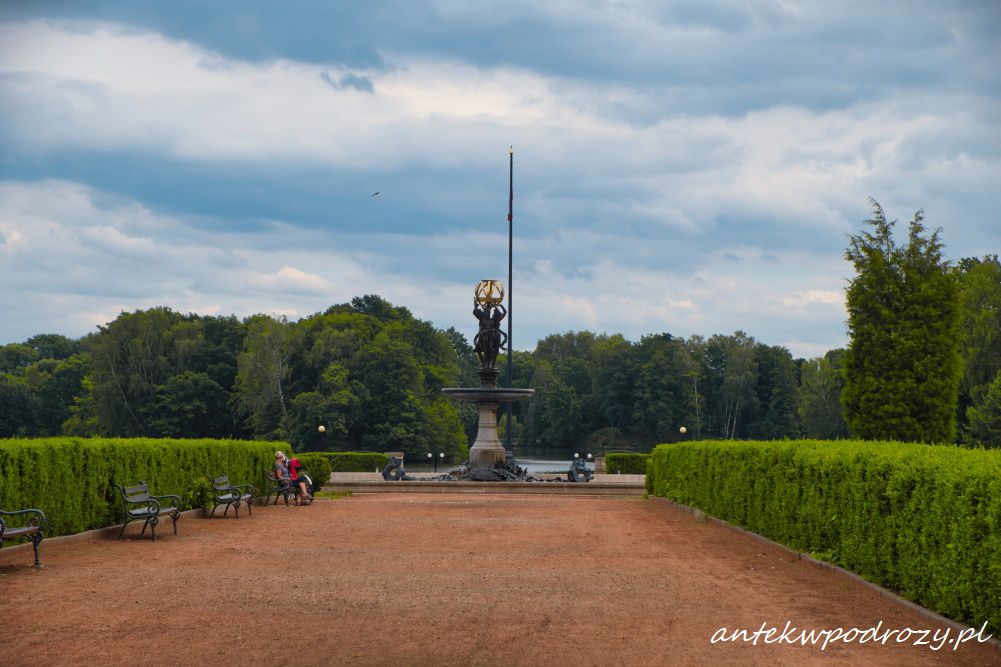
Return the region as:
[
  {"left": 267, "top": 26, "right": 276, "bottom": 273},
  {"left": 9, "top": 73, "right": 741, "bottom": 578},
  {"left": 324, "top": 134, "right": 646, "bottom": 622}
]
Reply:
[{"left": 442, "top": 280, "right": 534, "bottom": 470}]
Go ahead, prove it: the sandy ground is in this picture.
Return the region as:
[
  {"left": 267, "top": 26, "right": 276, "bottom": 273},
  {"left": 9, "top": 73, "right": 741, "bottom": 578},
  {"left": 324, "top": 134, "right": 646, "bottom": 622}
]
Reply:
[{"left": 1, "top": 494, "right": 997, "bottom": 667}]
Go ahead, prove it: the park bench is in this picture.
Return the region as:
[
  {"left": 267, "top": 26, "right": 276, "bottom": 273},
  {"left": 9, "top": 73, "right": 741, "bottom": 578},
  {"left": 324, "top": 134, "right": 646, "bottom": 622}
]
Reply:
[
  {"left": 267, "top": 469, "right": 295, "bottom": 505},
  {"left": 267, "top": 470, "right": 315, "bottom": 505},
  {"left": 0, "top": 508, "right": 46, "bottom": 568},
  {"left": 116, "top": 481, "right": 181, "bottom": 541},
  {"left": 208, "top": 475, "right": 256, "bottom": 518}
]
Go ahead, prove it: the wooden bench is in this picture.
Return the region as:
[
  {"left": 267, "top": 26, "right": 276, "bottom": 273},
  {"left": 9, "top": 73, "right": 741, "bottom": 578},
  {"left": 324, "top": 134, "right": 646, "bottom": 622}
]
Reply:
[
  {"left": 0, "top": 508, "right": 46, "bottom": 568},
  {"left": 116, "top": 482, "right": 181, "bottom": 541},
  {"left": 209, "top": 475, "right": 256, "bottom": 518}
]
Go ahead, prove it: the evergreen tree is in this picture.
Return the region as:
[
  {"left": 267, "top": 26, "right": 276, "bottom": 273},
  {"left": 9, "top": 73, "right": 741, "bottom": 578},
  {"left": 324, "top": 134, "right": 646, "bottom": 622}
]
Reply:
[{"left": 843, "top": 200, "right": 962, "bottom": 443}]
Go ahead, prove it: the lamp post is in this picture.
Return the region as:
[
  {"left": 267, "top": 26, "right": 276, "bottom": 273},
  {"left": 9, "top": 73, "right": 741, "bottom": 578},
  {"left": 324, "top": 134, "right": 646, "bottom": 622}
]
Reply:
[
  {"left": 505, "top": 146, "right": 514, "bottom": 458},
  {"left": 427, "top": 449, "right": 446, "bottom": 473}
]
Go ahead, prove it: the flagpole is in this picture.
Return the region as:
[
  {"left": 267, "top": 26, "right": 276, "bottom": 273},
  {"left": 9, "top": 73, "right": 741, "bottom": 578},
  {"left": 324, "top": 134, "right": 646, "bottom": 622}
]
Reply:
[{"left": 506, "top": 146, "right": 514, "bottom": 456}]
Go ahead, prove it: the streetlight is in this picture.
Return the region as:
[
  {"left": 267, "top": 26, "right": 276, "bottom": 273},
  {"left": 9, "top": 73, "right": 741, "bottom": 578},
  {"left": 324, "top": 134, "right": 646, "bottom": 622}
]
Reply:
[{"left": 427, "top": 449, "right": 446, "bottom": 472}]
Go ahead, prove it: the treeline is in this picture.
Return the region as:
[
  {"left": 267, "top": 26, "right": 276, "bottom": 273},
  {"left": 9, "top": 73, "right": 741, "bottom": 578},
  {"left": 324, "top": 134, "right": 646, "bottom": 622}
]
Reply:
[
  {"left": 501, "top": 331, "right": 848, "bottom": 450},
  {"left": 0, "top": 296, "right": 469, "bottom": 460},
  {"left": 2, "top": 254, "right": 1000, "bottom": 451}
]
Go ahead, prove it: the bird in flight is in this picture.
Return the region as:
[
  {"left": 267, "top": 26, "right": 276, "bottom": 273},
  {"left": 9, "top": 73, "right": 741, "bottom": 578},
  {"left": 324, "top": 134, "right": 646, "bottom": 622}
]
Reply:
[{"left": 371, "top": 191, "right": 380, "bottom": 197}]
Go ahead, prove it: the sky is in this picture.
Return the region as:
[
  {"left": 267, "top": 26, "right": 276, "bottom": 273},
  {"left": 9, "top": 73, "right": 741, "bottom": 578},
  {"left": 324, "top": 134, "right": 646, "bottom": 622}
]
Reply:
[{"left": 1, "top": 1, "right": 999, "bottom": 358}]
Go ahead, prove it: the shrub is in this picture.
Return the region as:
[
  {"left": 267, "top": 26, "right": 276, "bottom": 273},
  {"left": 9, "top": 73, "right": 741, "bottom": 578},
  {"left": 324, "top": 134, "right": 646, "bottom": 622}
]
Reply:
[
  {"left": 605, "top": 453, "right": 648, "bottom": 474},
  {"left": 310, "top": 451, "right": 391, "bottom": 472},
  {"left": 294, "top": 453, "right": 333, "bottom": 492},
  {"left": 647, "top": 439, "right": 1001, "bottom": 634},
  {"left": 0, "top": 437, "right": 276, "bottom": 537}
]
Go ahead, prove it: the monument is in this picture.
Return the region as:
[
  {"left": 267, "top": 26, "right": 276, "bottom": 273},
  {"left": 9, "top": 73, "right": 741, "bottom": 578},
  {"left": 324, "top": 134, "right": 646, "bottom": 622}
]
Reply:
[{"left": 442, "top": 280, "right": 534, "bottom": 468}]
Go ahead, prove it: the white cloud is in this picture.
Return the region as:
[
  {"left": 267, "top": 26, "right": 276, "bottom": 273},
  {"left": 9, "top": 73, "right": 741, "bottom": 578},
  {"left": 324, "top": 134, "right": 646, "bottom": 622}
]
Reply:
[{"left": 0, "top": 15, "right": 997, "bottom": 358}]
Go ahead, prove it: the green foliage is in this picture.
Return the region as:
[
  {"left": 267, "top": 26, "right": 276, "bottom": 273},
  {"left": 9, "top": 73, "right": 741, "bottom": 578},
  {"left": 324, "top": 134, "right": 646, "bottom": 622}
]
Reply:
[
  {"left": 0, "top": 437, "right": 276, "bottom": 537},
  {"left": 185, "top": 476, "right": 215, "bottom": 511},
  {"left": 233, "top": 314, "right": 294, "bottom": 438},
  {"left": 293, "top": 452, "right": 332, "bottom": 491},
  {"left": 0, "top": 378, "right": 40, "bottom": 437},
  {"left": 145, "top": 371, "right": 232, "bottom": 438},
  {"left": 0, "top": 343, "right": 39, "bottom": 374},
  {"left": 965, "top": 370, "right": 1001, "bottom": 447},
  {"left": 843, "top": 200, "right": 962, "bottom": 443},
  {"left": 605, "top": 452, "right": 648, "bottom": 474},
  {"left": 798, "top": 350, "right": 849, "bottom": 439},
  {"left": 647, "top": 439, "right": 1001, "bottom": 634},
  {"left": 957, "top": 256, "right": 1001, "bottom": 440},
  {"left": 318, "top": 451, "right": 391, "bottom": 472}
]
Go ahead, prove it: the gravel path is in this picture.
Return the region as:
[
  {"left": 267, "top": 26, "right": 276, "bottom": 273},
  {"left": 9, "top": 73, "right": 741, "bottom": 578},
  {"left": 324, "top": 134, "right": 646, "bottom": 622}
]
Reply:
[{"left": 1, "top": 494, "right": 997, "bottom": 666}]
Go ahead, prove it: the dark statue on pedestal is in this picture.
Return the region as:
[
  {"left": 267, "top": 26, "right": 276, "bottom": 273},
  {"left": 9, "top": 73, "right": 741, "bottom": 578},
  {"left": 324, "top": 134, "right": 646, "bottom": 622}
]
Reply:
[
  {"left": 473, "top": 301, "right": 507, "bottom": 371},
  {"left": 441, "top": 279, "right": 534, "bottom": 470}
]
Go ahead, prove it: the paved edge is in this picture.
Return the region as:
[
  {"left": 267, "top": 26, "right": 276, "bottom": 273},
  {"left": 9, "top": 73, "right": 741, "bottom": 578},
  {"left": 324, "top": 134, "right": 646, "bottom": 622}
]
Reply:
[
  {"left": 0, "top": 504, "right": 268, "bottom": 555},
  {"left": 322, "top": 480, "right": 645, "bottom": 496},
  {"left": 651, "top": 496, "right": 1001, "bottom": 651}
]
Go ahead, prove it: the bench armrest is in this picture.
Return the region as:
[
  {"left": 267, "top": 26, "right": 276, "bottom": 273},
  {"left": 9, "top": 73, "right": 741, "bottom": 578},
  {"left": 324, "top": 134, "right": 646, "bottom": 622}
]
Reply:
[
  {"left": 0, "top": 508, "right": 47, "bottom": 538},
  {"left": 150, "top": 493, "right": 182, "bottom": 509},
  {"left": 232, "top": 483, "right": 257, "bottom": 496}
]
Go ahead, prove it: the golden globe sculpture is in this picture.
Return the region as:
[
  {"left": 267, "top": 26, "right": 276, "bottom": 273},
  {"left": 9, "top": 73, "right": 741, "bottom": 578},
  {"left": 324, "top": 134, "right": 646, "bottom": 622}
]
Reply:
[{"left": 475, "top": 279, "right": 505, "bottom": 307}]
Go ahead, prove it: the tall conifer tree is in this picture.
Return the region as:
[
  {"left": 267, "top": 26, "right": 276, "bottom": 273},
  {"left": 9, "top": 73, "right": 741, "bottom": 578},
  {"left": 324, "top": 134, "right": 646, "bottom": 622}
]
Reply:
[{"left": 843, "top": 199, "right": 962, "bottom": 442}]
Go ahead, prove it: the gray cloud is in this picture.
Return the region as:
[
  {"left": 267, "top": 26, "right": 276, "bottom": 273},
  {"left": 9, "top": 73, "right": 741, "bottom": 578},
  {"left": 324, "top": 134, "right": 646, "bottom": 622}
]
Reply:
[{"left": 0, "top": 5, "right": 998, "bottom": 357}]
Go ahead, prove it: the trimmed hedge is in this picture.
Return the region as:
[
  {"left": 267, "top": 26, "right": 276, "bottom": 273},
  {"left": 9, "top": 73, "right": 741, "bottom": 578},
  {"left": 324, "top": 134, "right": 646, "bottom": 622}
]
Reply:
[
  {"left": 605, "top": 453, "right": 649, "bottom": 474},
  {"left": 647, "top": 439, "right": 1001, "bottom": 634},
  {"left": 295, "top": 453, "right": 333, "bottom": 491},
  {"left": 0, "top": 438, "right": 276, "bottom": 537},
  {"left": 309, "top": 451, "right": 391, "bottom": 472}
]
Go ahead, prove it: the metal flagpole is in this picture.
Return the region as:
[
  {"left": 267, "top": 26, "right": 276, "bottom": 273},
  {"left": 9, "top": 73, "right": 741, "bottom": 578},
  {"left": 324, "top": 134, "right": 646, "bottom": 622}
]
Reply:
[{"left": 506, "top": 147, "right": 514, "bottom": 455}]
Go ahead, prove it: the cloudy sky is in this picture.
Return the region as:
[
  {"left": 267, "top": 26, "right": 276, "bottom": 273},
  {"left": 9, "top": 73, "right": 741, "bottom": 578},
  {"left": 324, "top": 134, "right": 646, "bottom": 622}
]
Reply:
[{"left": 1, "top": 1, "right": 998, "bottom": 357}]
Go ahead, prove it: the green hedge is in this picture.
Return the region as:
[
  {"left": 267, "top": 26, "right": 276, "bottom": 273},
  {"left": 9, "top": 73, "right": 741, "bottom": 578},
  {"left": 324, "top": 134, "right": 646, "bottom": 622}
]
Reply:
[
  {"left": 0, "top": 437, "right": 276, "bottom": 537},
  {"left": 647, "top": 439, "right": 1001, "bottom": 634},
  {"left": 308, "top": 451, "right": 391, "bottom": 472},
  {"left": 294, "top": 453, "right": 332, "bottom": 490},
  {"left": 605, "top": 453, "right": 649, "bottom": 474}
]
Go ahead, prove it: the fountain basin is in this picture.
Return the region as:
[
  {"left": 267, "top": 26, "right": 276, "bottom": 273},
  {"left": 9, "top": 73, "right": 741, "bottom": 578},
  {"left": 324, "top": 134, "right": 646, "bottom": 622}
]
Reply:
[{"left": 442, "top": 387, "right": 535, "bottom": 467}]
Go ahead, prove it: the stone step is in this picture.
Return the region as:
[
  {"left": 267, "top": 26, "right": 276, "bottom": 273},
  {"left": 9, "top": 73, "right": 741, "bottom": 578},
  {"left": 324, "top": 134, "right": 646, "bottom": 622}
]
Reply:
[{"left": 323, "top": 472, "right": 646, "bottom": 496}]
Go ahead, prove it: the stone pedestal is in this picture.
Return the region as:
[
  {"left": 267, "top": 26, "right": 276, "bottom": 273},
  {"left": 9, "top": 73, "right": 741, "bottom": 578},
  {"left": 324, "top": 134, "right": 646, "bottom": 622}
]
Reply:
[
  {"left": 469, "top": 400, "right": 507, "bottom": 467},
  {"left": 442, "top": 370, "right": 534, "bottom": 470}
]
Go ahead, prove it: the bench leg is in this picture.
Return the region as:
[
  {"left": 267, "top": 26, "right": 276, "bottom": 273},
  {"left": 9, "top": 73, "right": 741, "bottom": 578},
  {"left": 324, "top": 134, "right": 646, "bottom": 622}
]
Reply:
[
  {"left": 247, "top": 497, "right": 253, "bottom": 517},
  {"left": 171, "top": 510, "right": 179, "bottom": 535},
  {"left": 31, "top": 532, "right": 43, "bottom": 568},
  {"left": 147, "top": 516, "right": 158, "bottom": 542}
]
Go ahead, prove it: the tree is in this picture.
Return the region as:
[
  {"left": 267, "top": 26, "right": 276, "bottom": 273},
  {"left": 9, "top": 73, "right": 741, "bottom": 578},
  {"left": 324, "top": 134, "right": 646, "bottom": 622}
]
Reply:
[
  {"left": 21, "top": 355, "right": 89, "bottom": 435},
  {"left": 799, "top": 350, "right": 849, "bottom": 439},
  {"left": 956, "top": 256, "right": 1001, "bottom": 440},
  {"left": 0, "top": 377, "right": 39, "bottom": 436},
  {"left": 965, "top": 370, "right": 1001, "bottom": 448},
  {"left": 144, "top": 371, "right": 232, "bottom": 438},
  {"left": 86, "top": 307, "right": 183, "bottom": 435},
  {"left": 843, "top": 200, "right": 962, "bottom": 442},
  {"left": 747, "top": 344, "right": 799, "bottom": 439},
  {"left": 0, "top": 343, "right": 39, "bottom": 374},
  {"left": 25, "top": 333, "right": 81, "bottom": 360},
  {"left": 233, "top": 315, "right": 296, "bottom": 438}
]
